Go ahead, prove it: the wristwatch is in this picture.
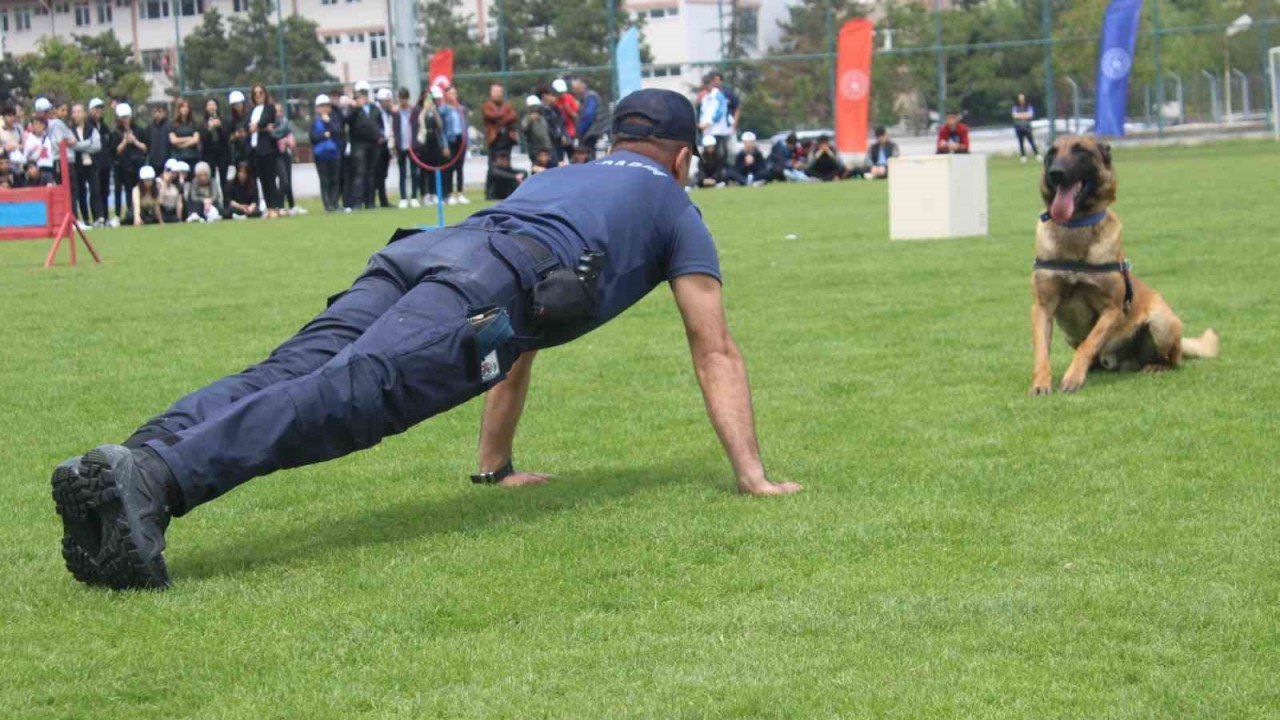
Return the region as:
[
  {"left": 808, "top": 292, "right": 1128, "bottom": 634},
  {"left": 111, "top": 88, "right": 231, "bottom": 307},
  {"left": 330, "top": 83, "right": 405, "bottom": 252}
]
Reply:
[{"left": 471, "top": 458, "right": 514, "bottom": 485}]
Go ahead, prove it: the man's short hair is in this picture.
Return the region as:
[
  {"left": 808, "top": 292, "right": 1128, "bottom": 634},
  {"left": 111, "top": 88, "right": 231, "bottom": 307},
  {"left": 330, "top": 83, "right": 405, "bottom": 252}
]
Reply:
[
  {"left": 398, "top": 88, "right": 409, "bottom": 99},
  {"left": 786, "top": 133, "right": 798, "bottom": 144},
  {"left": 874, "top": 126, "right": 887, "bottom": 136},
  {"left": 816, "top": 134, "right": 831, "bottom": 144}
]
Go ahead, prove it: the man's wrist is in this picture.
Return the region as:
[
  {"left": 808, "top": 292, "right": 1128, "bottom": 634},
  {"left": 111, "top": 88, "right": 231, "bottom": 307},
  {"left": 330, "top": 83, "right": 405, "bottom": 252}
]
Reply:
[{"left": 471, "top": 458, "right": 514, "bottom": 485}]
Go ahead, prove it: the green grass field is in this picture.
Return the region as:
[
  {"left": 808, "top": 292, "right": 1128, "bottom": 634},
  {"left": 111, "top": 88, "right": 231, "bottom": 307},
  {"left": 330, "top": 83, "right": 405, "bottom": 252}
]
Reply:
[{"left": 2, "top": 141, "right": 1278, "bottom": 719}]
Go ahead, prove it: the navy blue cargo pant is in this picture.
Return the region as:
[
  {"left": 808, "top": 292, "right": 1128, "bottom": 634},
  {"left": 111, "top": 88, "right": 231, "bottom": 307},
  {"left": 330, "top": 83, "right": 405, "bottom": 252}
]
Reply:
[{"left": 130, "top": 228, "right": 556, "bottom": 514}]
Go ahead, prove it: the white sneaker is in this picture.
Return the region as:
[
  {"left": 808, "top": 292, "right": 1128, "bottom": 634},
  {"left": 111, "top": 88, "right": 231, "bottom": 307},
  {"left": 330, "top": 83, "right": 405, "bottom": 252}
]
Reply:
[
  {"left": 398, "top": 199, "right": 409, "bottom": 209},
  {"left": 1021, "top": 156, "right": 1028, "bottom": 164},
  {"left": 456, "top": 194, "right": 471, "bottom": 205},
  {"left": 423, "top": 195, "right": 435, "bottom": 205},
  {"left": 409, "top": 198, "right": 421, "bottom": 208},
  {"left": 186, "top": 212, "right": 203, "bottom": 223},
  {"left": 293, "top": 207, "right": 308, "bottom": 216},
  {"left": 107, "top": 217, "right": 121, "bottom": 228},
  {"left": 343, "top": 207, "right": 353, "bottom": 214},
  {"left": 447, "top": 196, "right": 458, "bottom": 205},
  {"left": 75, "top": 221, "right": 90, "bottom": 231},
  {"left": 1035, "top": 154, "right": 1043, "bottom": 162},
  {"left": 232, "top": 213, "right": 247, "bottom": 221}
]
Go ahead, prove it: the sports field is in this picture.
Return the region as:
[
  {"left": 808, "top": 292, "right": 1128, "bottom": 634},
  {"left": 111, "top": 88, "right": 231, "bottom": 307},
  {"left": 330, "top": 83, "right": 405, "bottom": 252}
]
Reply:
[{"left": 2, "top": 141, "right": 1278, "bottom": 719}]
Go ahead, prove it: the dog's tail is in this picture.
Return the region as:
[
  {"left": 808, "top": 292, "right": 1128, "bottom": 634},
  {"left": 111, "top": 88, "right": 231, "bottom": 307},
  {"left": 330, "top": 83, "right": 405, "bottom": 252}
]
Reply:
[{"left": 1181, "top": 328, "right": 1220, "bottom": 359}]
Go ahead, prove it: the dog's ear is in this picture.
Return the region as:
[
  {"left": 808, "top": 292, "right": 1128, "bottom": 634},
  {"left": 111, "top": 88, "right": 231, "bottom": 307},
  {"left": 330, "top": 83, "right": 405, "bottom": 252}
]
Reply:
[{"left": 1098, "top": 142, "right": 1113, "bottom": 168}]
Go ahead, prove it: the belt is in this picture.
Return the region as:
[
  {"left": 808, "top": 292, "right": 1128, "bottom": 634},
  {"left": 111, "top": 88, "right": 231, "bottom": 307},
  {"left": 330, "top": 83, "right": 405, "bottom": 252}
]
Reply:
[{"left": 506, "top": 233, "right": 559, "bottom": 275}]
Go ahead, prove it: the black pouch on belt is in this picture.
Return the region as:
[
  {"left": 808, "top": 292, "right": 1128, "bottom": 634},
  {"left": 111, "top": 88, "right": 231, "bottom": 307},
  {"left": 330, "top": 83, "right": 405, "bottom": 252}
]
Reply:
[{"left": 531, "top": 250, "right": 605, "bottom": 327}]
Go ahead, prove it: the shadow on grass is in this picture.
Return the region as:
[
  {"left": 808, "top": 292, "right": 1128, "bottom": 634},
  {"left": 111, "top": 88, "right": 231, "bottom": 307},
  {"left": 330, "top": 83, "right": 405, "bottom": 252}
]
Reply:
[{"left": 175, "top": 464, "right": 690, "bottom": 582}]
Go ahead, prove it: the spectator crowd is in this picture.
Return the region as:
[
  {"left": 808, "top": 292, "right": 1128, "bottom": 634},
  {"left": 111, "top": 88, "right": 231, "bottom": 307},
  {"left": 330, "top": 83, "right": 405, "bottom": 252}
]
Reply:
[{"left": 0, "top": 68, "right": 1007, "bottom": 224}]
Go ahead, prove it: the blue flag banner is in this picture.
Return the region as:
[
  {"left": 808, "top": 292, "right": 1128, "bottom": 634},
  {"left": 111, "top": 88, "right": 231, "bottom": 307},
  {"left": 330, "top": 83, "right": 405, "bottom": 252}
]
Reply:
[
  {"left": 616, "top": 27, "right": 642, "bottom": 100},
  {"left": 1095, "top": 0, "right": 1144, "bottom": 136}
]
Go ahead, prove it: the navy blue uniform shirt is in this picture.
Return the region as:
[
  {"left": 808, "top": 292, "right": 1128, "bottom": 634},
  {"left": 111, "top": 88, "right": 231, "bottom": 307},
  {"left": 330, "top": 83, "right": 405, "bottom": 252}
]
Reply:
[{"left": 460, "top": 150, "right": 721, "bottom": 342}]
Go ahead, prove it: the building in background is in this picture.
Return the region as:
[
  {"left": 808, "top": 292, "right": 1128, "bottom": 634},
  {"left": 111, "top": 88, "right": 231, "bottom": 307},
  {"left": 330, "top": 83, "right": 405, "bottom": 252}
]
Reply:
[{"left": 0, "top": 0, "right": 391, "bottom": 102}]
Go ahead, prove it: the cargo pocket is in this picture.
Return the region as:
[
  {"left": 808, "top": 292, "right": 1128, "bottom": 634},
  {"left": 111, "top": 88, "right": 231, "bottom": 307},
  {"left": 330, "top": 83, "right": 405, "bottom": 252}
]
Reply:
[{"left": 463, "top": 306, "right": 519, "bottom": 386}]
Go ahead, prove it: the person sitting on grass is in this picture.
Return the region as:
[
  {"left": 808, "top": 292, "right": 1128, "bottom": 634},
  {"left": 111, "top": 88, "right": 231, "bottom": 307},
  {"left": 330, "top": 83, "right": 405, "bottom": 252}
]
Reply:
[
  {"left": 571, "top": 145, "right": 592, "bottom": 164},
  {"left": 693, "top": 135, "right": 726, "bottom": 188},
  {"left": 806, "top": 135, "right": 850, "bottom": 181},
  {"left": 224, "top": 161, "right": 262, "bottom": 220},
  {"left": 158, "top": 161, "right": 185, "bottom": 223},
  {"left": 132, "top": 166, "right": 164, "bottom": 225},
  {"left": 484, "top": 151, "right": 526, "bottom": 201},
  {"left": 186, "top": 161, "right": 224, "bottom": 222},
  {"left": 768, "top": 132, "right": 810, "bottom": 183},
  {"left": 864, "top": 126, "right": 899, "bottom": 180},
  {"left": 726, "top": 131, "right": 767, "bottom": 186},
  {"left": 936, "top": 110, "right": 970, "bottom": 154},
  {"left": 529, "top": 147, "right": 555, "bottom": 175}
]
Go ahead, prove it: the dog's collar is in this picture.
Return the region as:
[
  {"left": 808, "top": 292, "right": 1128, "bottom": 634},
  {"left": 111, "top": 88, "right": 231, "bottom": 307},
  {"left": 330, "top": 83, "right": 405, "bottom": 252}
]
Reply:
[{"left": 1039, "top": 210, "right": 1108, "bottom": 228}]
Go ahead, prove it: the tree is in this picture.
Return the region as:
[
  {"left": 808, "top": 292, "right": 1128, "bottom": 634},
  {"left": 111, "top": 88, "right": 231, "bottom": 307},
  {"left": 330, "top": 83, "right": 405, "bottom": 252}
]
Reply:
[
  {"left": 0, "top": 56, "right": 33, "bottom": 103},
  {"left": 27, "top": 37, "right": 96, "bottom": 105},
  {"left": 73, "top": 32, "right": 151, "bottom": 102},
  {"left": 178, "top": 0, "right": 335, "bottom": 98},
  {"left": 760, "top": 0, "right": 866, "bottom": 132}
]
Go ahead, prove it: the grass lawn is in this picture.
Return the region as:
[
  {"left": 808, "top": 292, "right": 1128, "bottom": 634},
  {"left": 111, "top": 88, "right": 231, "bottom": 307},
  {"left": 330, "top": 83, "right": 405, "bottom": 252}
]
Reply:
[{"left": 1, "top": 141, "right": 1278, "bottom": 719}]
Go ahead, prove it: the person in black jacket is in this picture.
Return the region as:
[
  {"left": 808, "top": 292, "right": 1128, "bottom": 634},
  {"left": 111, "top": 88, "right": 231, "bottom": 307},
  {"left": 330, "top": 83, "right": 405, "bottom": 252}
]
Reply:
[
  {"left": 693, "top": 135, "right": 726, "bottom": 188},
  {"left": 344, "top": 81, "right": 380, "bottom": 211},
  {"left": 725, "top": 131, "right": 767, "bottom": 186},
  {"left": 89, "top": 98, "right": 113, "bottom": 223},
  {"left": 147, "top": 104, "right": 171, "bottom": 170},
  {"left": 201, "top": 98, "right": 230, "bottom": 192},
  {"left": 227, "top": 91, "right": 249, "bottom": 175},
  {"left": 245, "top": 83, "right": 281, "bottom": 218},
  {"left": 112, "top": 103, "right": 149, "bottom": 227}
]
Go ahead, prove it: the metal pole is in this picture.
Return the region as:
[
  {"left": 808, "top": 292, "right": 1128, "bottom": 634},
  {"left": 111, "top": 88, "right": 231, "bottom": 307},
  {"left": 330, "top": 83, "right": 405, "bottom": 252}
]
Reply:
[
  {"left": 824, "top": 0, "right": 836, "bottom": 116},
  {"left": 717, "top": 0, "right": 726, "bottom": 66},
  {"left": 1232, "top": 68, "right": 1250, "bottom": 114},
  {"left": 1064, "top": 76, "right": 1079, "bottom": 132},
  {"left": 935, "top": 0, "right": 945, "bottom": 121},
  {"left": 1153, "top": 0, "right": 1163, "bottom": 137},
  {"left": 497, "top": 0, "right": 508, "bottom": 93},
  {"left": 434, "top": 169, "right": 444, "bottom": 226},
  {"left": 1041, "top": 0, "right": 1055, "bottom": 143},
  {"left": 391, "top": 0, "right": 422, "bottom": 101},
  {"left": 1144, "top": 84, "right": 1151, "bottom": 126},
  {"left": 1166, "top": 70, "right": 1183, "bottom": 124},
  {"left": 1201, "top": 69, "right": 1221, "bottom": 121},
  {"left": 173, "top": 0, "right": 183, "bottom": 96},
  {"left": 1263, "top": 0, "right": 1273, "bottom": 132},
  {"left": 1224, "top": 33, "right": 1232, "bottom": 119},
  {"left": 607, "top": 0, "right": 618, "bottom": 99},
  {"left": 276, "top": 0, "right": 287, "bottom": 117}
]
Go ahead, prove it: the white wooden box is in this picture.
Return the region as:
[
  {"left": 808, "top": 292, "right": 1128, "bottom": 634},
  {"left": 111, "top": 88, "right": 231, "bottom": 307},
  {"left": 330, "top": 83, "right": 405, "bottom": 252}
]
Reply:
[{"left": 887, "top": 154, "right": 989, "bottom": 241}]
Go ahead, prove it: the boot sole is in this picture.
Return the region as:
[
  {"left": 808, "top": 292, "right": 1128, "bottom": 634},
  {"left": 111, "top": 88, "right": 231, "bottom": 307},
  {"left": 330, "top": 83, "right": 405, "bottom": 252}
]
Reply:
[{"left": 51, "top": 448, "right": 170, "bottom": 590}]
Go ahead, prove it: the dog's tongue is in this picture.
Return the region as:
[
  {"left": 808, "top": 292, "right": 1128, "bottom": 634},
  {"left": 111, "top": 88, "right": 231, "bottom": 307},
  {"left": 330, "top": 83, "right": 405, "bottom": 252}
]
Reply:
[{"left": 1050, "top": 182, "right": 1081, "bottom": 224}]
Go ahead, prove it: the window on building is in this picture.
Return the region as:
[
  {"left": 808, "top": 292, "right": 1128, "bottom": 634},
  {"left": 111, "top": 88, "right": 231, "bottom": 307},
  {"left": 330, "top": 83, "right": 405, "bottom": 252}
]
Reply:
[
  {"left": 0, "top": 11, "right": 8, "bottom": 33},
  {"left": 320, "top": 0, "right": 337, "bottom": 4},
  {"left": 175, "top": 0, "right": 203, "bottom": 16},
  {"left": 140, "top": 48, "right": 167, "bottom": 73},
  {"left": 114, "top": 0, "right": 129, "bottom": 7},
  {"left": 369, "top": 30, "right": 387, "bottom": 60},
  {"left": 139, "top": 0, "right": 169, "bottom": 19},
  {"left": 347, "top": 32, "right": 365, "bottom": 44},
  {"left": 735, "top": 8, "right": 758, "bottom": 52},
  {"left": 34, "top": 4, "right": 49, "bottom": 15},
  {"left": 322, "top": 35, "right": 340, "bottom": 45},
  {"left": 96, "top": 0, "right": 111, "bottom": 23},
  {"left": 74, "top": 2, "right": 91, "bottom": 25},
  {"left": 55, "top": 3, "right": 71, "bottom": 13},
  {"left": 14, "top": 7, "right": 31, "bottom": 30},
  {"left": 232, "top": 0, "right": 249, "bottom": 11},
  {"left": 667, "top": 5, "right": 678, "bottom": 16}
]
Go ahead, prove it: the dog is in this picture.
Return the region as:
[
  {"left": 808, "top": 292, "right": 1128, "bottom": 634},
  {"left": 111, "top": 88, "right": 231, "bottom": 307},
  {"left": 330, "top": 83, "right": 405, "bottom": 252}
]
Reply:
[{"left": 1029, "top": 136, "right": 1218, "bottom": 395}]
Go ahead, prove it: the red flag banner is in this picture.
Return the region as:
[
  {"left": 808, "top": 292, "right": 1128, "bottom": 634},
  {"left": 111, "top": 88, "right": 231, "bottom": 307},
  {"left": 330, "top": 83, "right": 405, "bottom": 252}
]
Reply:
[
  {"left": 835, "top": 18, "right": 874, "bottom": 154},
  {"left": 429, "top": 49, "right": 455, "bottom": 89}
]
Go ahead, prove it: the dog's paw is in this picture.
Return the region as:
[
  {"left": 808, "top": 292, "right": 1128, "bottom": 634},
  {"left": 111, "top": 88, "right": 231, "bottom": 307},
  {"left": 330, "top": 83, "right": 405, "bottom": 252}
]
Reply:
[
  {"left": 1059, "top": 374, "right": 1086, "bottom": 393},
  {"left": 1029, "top": 383, "right": 1052, "bottom": 396}
]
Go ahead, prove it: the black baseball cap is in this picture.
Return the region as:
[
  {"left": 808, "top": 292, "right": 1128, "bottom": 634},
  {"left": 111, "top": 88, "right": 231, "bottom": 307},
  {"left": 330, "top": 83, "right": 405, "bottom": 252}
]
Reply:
[{"left": 612, "top": 89, "right": 701, "bottom": 157}]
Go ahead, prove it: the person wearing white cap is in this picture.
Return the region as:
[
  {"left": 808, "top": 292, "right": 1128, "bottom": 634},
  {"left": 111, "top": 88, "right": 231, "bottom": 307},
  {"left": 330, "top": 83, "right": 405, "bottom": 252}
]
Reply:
[
  {"left": 693, "top": 134, "right": 726, "bottom": 188},
  {"left": 132, "top": 165, "right": 164, "bottom": 225},
  {"left": 726, "top": 130, "right": 767, "bottom": 187},
  {"left": 519, "top": 93, "right": 552, "bottom": 161},
  {"left": 87, "top": 99, "right": 112, "bottom": 220},
  {"left": 551, "top": 78, "right": 579, "bottom": 155},
  {"left": 158, "top": 159, "right": 185, "bottom": 222},
  {"left": 227, "top": 91, "right": 249, "bottom": 177},
  {"left": 109, "top": 103, "right": 149, "bottom": 227},
  {"left": 311, "top": 93, "right": 342, "bottom": 212}
]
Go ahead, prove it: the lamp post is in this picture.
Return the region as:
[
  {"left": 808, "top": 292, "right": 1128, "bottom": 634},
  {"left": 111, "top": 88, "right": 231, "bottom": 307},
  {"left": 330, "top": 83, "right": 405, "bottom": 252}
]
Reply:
[{"left": 1224, "top": 14, "right": 1253, "bottom": 119}]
